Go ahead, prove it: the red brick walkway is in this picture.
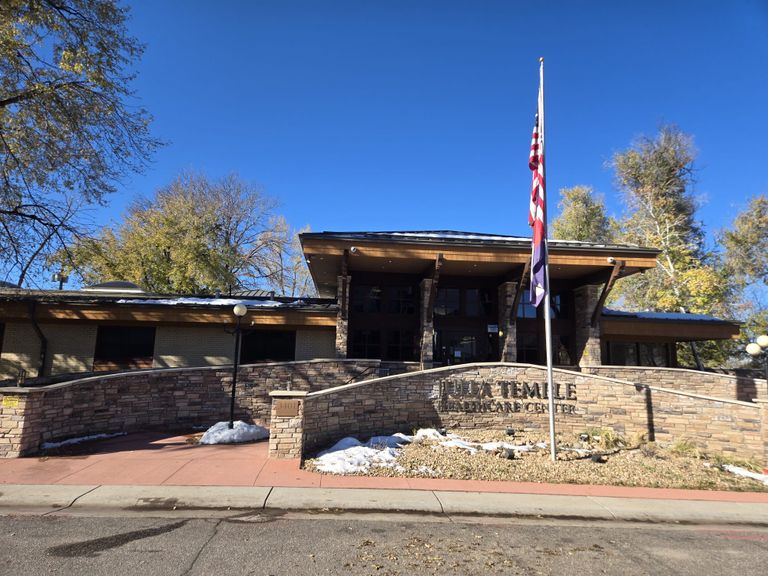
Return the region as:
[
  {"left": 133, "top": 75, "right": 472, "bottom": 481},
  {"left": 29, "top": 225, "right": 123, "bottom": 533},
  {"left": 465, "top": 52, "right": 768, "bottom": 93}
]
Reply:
[{"left": 1, "top": 432, "right": 766, "bottom": 503}]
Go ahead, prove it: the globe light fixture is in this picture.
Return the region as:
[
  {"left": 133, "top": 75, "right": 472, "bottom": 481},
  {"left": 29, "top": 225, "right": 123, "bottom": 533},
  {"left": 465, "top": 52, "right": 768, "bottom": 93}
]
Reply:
[
  {"left": 746, "top": 334, "right": 768, "bottom": 393},
  {"left": 229, "top": 303, "right": 248, "bottom": 429}
]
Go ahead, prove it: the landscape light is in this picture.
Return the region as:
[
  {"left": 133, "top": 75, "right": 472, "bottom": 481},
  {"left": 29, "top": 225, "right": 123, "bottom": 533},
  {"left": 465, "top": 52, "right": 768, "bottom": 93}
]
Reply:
[{"left": 229, "top": 303, "right": 248, "bottom": 429}]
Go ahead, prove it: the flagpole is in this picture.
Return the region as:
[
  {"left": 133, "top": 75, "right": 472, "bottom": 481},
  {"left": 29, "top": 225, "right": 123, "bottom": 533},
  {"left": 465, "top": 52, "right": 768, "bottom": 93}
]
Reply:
[{"left": 539, "top": 57, "right": 557, "bottom": 462}]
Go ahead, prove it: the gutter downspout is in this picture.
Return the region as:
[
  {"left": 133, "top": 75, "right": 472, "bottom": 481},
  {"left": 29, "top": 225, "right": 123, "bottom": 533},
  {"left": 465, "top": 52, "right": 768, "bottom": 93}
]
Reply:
[{"left": 28, "top": 301, "right": 48, "bottom": 377}]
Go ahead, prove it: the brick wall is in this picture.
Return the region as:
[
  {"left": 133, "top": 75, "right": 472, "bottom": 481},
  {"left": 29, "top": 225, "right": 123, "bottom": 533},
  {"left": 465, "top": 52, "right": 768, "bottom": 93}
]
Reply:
[
  {"left": 46, "top": 324, "right": 97, "bottom": 376},
  {"left": 584, "top": 365, "right": 767, "bottom": 403},
  {"left": 153, "top": 325, "right": 232, "bottom": 368},
  {"left": 0, "top": 323, "right": 40, "bottom": 379},
  {"left": 0, "top": 322, "right": 97, "bottom": 380},
  {"left": 295, "top": 329, "right": 335, "bottom": 361},
  {"left": 299, "top": 363, "right": 765, "bottom": 464},
  {"left": 0, "top": 359, "right": 380, "bottom": 457}
]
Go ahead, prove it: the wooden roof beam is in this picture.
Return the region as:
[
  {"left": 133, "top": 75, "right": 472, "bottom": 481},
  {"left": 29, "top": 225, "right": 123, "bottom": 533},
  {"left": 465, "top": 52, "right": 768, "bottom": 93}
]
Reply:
[
  {"left": 425, "top": 253, "right": 444, "bottom": 315},
  {"left": 591, "top": 260, "right": 625, "bottom": 327}
]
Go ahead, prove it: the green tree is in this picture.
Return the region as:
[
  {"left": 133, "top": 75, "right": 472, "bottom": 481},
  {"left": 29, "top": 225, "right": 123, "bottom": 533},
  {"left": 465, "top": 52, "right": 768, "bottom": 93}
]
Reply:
[
  {"left": 551, "top": 185, "right": 616, "bottom": 243},
  {"left": 721, "top": 195, "right": 768, "bottom": 287},
  {"left": 611, "top": 125, "right": 734, "bottom": 367},
  {"left": 720, "top": 195, "right": 768, "bottom": 367},
  {"left": 69, "top": 172, "right": 313, "bottom": 296},
  {"left": 0, "top": 0, "right": 159, "bottom": 286}
]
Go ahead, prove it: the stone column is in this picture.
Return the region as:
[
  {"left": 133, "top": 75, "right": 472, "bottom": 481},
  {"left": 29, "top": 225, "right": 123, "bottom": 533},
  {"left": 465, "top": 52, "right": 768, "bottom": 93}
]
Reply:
[
  {"left": 419, "top": 278, "right": 435, "bottom": 366},
  {"left": 756, "top": 399, "right": 768, "bottom": 474},
  {"left": 268, "top": 390, "right": 307, "bottom": 460},
  {"left": 498, "top": 282, "right": 517, "bottom": 362},
  {"left": 574, "top": 284, "right": 602, "bottom": 367},
  {"left": 0, "top": 388, "right": 41, "bottom": 458},
  {"left": 335, "top": 275, "right": 351, "bottom": 358}
]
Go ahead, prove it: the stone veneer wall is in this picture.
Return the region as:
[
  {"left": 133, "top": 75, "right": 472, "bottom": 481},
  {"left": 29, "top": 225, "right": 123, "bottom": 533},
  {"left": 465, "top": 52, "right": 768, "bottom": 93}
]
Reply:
[
  {"left": 0, "top": 359, "right": 380, "bottom": 457},
  {"left": 584, "top": 366, "right": 767, "bottom": 403},
  {"left": 300, "top": 363, "right": 765, "bottom": 465}
]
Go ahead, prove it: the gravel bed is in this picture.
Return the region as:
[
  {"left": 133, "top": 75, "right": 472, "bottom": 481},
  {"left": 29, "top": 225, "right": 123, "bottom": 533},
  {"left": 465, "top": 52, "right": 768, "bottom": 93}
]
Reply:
[{"left": 305, "top": 429, "right": 768, "bottom": 492}]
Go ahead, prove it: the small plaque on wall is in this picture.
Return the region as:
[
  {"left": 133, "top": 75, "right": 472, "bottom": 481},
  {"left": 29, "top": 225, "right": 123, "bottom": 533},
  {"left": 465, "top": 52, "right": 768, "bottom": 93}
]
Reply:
[{"left": 275, "top": 399, "right": 300, "bottom": 417}]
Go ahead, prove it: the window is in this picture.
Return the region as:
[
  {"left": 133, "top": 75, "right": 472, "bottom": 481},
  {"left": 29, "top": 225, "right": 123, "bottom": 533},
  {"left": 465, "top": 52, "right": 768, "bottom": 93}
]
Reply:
[
  {"left": 638, "top": 343, "right": 668, "bottom": 367},
  {"left": 94, "top": 326, "right": 155, "bottom": 371},
  {"left": 517, "top": 333, "right": 539, "bottom": 363},
  {"left": 465, "top": 289, "right": 481, "bottom": 317},
  {"left": 240, "top": 330, "right": 295, "bottom": 363},
  {"left": 517, "top": 289, "right": 537, "bottom": 319},
  {"left": 386, "top": 330, "right": 416, "bottom": 361},
  {"left": 607, "top": 341, "right": 670, "bottom": 367},
  {"left": 549, "top": 293, "right": 568, "bottom": 319},
  {"left": 351, "top": 330, "right": 381, "bottom": 359},
  {"left": 436, "top": 331, "right": 478, "bottom": 363},
  {"left": 608, "top": 342, "right": 638, "bottom": 365},
  {"left": 351, "top": 285, "right": 382, "bottom": 313},
  {"left": 434, "top": 288, "right": 460, "bottom": 316},
  {"left": 386, "top": 286, "right": 416, "bottom": 315}
]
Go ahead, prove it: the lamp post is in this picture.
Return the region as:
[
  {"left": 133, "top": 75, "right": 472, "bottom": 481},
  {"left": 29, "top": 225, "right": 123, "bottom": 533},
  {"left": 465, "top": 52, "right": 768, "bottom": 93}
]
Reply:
[
  {"left": 229, "top": 303, "right": 248, "bottom": 429},
  {"left": 746, "top": 334, "right": 768, "bottom": 391}
]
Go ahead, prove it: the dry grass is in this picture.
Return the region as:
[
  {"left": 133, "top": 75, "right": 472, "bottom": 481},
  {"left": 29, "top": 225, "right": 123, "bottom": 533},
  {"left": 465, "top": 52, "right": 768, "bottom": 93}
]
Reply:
[{"left": 305, "top": 429, "right": 768, "bottom": 492}]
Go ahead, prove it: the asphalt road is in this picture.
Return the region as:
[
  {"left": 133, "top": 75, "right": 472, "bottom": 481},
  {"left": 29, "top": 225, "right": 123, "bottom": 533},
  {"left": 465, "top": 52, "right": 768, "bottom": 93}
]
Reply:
[{"left": 0, "top": 512, "right": 766, "bottom": 575}]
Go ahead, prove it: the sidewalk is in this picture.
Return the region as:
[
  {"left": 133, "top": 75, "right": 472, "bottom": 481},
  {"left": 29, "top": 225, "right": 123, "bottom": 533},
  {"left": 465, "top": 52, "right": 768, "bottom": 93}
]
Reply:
[{"left": 1, "top": 432, "right": 767, "bottom": 525}]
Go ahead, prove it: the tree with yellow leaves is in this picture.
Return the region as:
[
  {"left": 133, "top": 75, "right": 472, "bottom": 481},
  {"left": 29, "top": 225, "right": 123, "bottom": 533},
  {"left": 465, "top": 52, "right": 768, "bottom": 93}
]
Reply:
[
  {"left": 611, "top": 126, "right": 734, "bottom": 367},
  {"left": 0, "top": 1, "right": 159, "bottom": 286}
]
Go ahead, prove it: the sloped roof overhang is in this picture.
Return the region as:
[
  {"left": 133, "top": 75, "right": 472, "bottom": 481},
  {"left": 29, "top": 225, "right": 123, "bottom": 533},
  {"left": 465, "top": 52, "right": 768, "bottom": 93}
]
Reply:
[
  {"left": 0, "top": 290, "right": 338, "bottom": 329},
  {"left": 601, "top": 312, "right": 740, "bottom": 342},
  {"left": 301, "top": 231, "right": 661, "bottom": 297}
]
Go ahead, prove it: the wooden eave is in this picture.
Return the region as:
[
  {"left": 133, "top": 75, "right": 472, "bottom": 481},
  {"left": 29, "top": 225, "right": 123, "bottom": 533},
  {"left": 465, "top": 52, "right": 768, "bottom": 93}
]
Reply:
[
  {"left": 302, "top": 237, "right": 660, "bottom": 297},
  {"left": 600, "top": 317, "right": 740, "bottom": 342},
  {"left": 0, "top": 301, "right": 337, "bottom": 328}
]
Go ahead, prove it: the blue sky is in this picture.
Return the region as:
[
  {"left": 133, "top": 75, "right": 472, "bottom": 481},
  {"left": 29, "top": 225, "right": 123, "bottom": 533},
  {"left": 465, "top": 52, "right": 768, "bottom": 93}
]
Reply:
[{"left": 106, "top": 0, "right": 768, "bottom": 244}]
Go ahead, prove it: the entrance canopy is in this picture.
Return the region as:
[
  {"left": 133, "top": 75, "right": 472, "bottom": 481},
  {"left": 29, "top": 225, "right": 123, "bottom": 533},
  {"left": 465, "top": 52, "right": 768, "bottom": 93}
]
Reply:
[{"left": 301, "top": 230, "right": 661, "bottom": 297}]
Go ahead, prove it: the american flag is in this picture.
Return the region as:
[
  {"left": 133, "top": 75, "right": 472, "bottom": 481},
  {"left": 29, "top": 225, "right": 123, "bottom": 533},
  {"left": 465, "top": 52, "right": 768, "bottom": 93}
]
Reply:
[{"left": 528, "top": 79, "right": 547, "bottom": 308}]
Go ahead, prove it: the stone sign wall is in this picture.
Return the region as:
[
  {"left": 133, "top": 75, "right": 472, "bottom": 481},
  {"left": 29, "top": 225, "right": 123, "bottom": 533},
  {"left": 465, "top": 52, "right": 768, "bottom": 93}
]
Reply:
[
  {"left": 584, "top": 366, "right": 767, "bottom": 403},
  {"left": 296, "top": 363, "right": 766, "bottom": 466}
]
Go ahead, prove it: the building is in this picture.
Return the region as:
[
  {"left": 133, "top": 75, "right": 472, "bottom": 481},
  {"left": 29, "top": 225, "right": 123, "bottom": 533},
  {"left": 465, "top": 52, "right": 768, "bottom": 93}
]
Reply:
[{"left": 0, "top": 231, "right": 739, "bottom": 383}]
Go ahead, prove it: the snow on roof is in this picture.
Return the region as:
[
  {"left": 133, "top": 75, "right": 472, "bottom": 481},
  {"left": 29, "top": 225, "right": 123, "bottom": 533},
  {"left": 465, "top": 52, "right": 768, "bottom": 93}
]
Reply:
[
  {"left": 116, "top": 297, "right": 302, "bottom": 308},
  {"left": 603, "top": 308, "right": 725, "bottom": 322}
]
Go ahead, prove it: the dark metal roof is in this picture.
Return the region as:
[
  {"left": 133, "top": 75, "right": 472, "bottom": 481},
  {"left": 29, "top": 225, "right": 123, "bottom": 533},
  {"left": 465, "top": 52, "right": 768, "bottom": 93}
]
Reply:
[
  {"left": 0, "top": 287, "right": 337, "bottom": 313},
  {"left": 301, "top": 230, "right": 661, "bottom": 255},
  {"left": 84, "top": 280, "right": 143, "bottom": 290}
]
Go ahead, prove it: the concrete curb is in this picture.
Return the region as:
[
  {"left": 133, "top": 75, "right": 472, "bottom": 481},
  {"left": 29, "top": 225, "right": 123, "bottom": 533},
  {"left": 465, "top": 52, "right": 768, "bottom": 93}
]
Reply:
[
  {"left": 1, "top": 485, "right": 767, "bottom": 525},
  {"left": 70, "top": 485, "right": 272, "bottom": 511}
]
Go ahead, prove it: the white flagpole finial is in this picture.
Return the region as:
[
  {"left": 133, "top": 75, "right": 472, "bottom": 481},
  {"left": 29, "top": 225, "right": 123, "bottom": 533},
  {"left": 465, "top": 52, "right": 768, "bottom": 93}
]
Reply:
[{"left": 539, "top": 57, "right": 544, "bottom": 63}]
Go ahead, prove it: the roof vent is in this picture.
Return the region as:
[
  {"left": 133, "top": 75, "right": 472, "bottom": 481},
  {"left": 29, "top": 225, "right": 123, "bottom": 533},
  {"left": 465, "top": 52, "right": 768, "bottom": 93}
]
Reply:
[{"left": 81, "top": 280, "right": 145, "bottom": 294}]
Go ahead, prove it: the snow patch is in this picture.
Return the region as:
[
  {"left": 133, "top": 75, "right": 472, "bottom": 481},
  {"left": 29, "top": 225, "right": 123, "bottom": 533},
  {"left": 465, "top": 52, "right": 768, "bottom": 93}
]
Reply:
[
  {"left": 312, "top": 428, "right": 553, "bottom": 476},
  {"left": 199, "top": 421, "right": 270, "bottom": 444},
  {"left": 722, "top": 465, "right": 768, "bottom": 486},
  {"left": 41, "top": 432, "right": 126, "bottom": 450}
]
